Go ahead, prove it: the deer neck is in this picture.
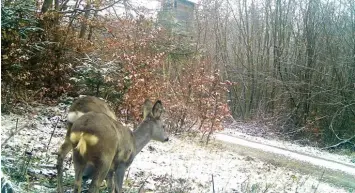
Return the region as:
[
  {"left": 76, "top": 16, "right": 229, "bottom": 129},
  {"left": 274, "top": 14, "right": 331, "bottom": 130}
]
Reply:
[{"left": 133, "top": 122, "right": 152, "bottom": 153}]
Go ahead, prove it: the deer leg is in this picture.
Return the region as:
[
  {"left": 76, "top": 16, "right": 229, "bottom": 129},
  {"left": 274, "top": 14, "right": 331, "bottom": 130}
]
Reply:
[
  {"left": 114, "top": 163, "right": 127, "bottom": 193},
  {"left": 88, "top": 159, "right": 111, "bottom": 193},
  {"left": 57, "top": 124, "right": 73, "bottom": 193},
  {"left": 83, "top": 164, "right": 112, "bottom": 190},
  {"left": 106, "top": 169, "right": 115, "bottom": 193},
  {"left": 72, "top": 152, "right": 86, "bottom": 193}
]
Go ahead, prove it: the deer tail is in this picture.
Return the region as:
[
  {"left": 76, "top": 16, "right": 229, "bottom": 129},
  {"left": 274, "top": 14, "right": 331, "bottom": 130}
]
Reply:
[{"left": 70, "top": 132, "right": 99, "bottom": 156}]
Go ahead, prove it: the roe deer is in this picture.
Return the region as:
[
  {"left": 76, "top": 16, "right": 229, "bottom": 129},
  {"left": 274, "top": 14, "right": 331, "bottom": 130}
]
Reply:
[
  {"left": 69, "top": 99, "right": 169, "bottom": 193},
  {"left": 57, "top": 96, "right": 117, "bottom": 193}
]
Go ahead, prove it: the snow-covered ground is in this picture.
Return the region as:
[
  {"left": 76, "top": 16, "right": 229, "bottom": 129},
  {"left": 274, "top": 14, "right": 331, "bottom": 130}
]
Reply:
[
  {"left": 1, "top": 103, "right": 353, "bottom": 193},
  {"left": 219, "top": 127, "right": 355, "bottom": 166},
  {"left": 131, "top": 137, "right": 352, "bottom": 193}
]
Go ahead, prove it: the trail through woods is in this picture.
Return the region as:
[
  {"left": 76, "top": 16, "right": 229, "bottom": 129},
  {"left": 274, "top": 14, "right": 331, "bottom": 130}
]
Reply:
[{"left": 214, "top": 130, "right": 355, "bottom": 190}]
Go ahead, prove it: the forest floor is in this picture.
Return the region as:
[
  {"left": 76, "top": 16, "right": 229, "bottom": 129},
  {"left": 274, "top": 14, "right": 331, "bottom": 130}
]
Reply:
[{"left": 1, "top": 100, "right": 354, "bottom": 193}]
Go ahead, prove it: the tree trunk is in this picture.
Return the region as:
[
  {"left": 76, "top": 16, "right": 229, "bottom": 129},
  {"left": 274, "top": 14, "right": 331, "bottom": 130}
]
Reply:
[
  {"left": 79, "top": 2, "right": 92, "bottom": 39},
  {"left": 41, "top": 0, "right": 53, "bottom": 13}
]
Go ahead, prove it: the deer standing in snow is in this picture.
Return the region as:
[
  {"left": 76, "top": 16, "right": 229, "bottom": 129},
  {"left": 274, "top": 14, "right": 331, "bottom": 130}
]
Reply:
[
  {"left": 56, "top": 96, "right": 169, "bottom": 193},
  {"left": 57, "top": 96, "right": 118, "bottom": 193}
]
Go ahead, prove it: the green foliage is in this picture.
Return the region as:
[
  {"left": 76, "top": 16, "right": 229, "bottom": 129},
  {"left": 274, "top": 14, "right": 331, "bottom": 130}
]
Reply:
[
  {"left": 71, "top": 59, "right": 132, "bottom": 106},
  {"left": 1, "top": 0, "right": 46, "bottom": 109},
  {"left": 1, "top": 0, "right": 42, "bottom": 41},
  {"left": 1, "top": 0, "right": 95, "bottom": 103},
  {"left": 1, "top": 0, "right": 42, "bottom": 82},
  {"left": 2, "top": 150, "right": 33, "bottom": 183}
]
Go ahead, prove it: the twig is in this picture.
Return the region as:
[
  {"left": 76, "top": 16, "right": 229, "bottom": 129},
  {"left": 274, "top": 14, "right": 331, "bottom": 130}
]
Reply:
[
  {"left": 126, "top": 178, "right": 135, "bottom": 193},
  {"left": 206, "top": 97, "right": 219, "bottom": 145},
  {"left": 262, "top": 183, "right": 270, "bottom": 193},
  {"left": 313, "top": 170, "right": 325, "bottom": 193},
  {"left": 59, "top": 0, "right": 123, "bottom": 13},
  {"left": 21, "top": 149, "right": 34, "bottom": 177},
  {"left": 138, "top": 174, "right": 151, "bottom": 193},
  {"left": 284, "top": 126, "right": 306, "bottom": 135},
  {"left": 241, "top": 175, "right": 250, "bottom": 192},
  {"left": 1, "top": 119, "right": 30, "bottom": 146},
  {"left": 46, "top": 117, "right": 61, "bottom": 161},
  {"left": 328, "top": 103, "right": 355, "bottom": 142},
  {"left": 186, "top": 118, "right": 199, "bottom": 133},
  {"left": 212, "top": 174, "right": 215, "bottom": 193},
  {"left": 125, "top": 167, "right": 130, "bottom": 183},
  {"left": 47, "top": 117, "right": 60, "bottom": 151}
]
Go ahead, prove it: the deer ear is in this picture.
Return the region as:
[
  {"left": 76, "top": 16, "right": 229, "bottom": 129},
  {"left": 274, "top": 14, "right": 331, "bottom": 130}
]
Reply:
[
  {"left": 143, "top": 99, "right": 153, "bottom": 119},
  {"left": 152, "top": 100, "right": 163, "bottom": 118}
]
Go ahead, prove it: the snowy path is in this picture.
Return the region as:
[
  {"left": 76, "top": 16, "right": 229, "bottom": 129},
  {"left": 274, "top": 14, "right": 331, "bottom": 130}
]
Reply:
[
  {"left": 215, "top": 133, "right": 355, "bottom": 176},
  {"left": 214, "top": 132, "right": 355, "bottom": 189}
]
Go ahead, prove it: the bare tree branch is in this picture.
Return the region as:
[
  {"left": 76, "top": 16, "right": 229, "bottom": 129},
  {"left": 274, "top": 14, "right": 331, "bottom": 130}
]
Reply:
[{"left": 59, "top": 0, "right": 123, "bottom": 14}]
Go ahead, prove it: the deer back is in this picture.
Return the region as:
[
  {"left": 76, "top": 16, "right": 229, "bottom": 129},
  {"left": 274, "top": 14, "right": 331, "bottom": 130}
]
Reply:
[
  {"left": 67, "top": 96, "right": 117, "bottom": 124},
  {"left": 70, "top": 112, "right": 135, "bottom": 163}
]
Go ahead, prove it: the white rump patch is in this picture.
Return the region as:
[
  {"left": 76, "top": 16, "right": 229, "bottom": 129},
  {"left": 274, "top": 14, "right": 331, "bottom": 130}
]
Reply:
[{"left": 67, "top": 111, "right": 85, "bottom": 123}]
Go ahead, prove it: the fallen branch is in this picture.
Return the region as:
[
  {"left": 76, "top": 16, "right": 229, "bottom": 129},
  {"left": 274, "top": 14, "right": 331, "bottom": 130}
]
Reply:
[{"left": 321, "top": 135, "right": 355, "bottom": 150}]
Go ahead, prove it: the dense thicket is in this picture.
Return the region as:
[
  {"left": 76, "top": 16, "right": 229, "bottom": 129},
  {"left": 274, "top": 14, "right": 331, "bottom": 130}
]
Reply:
[
  {"left": 1, "top": 0, "right": 229, "bottom": 143},
  {"left": 196, "top": 0, "right": 355, "bottom": 147}
]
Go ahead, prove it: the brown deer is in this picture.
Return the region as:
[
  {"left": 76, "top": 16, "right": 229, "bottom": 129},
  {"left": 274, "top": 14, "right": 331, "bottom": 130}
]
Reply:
[
  {"left": 57, "top": 96, "right": 118, "bottom": 193},
  {"left": 68, "top": 99, "right": 168, "bottom": 193}
]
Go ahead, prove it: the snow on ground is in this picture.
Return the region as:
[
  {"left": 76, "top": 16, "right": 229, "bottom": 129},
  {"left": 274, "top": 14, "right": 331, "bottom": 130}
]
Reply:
[
  {"left": 221, "top": 124, "right": 355, "bottom": 166},
  {"left": 214, "top": 133, "right": 355, "bottom": 176},
  {"left": 0, "top": 103, "right": 352, "bottom": 193},
  {"left": 131, "top": 138, "right": 351, "bottom": 193}
]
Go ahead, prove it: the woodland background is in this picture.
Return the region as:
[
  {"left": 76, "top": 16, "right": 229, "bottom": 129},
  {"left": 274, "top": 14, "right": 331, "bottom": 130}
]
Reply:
[{"left": 1, "top": 0, "right": 354, "bottom": 149}]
